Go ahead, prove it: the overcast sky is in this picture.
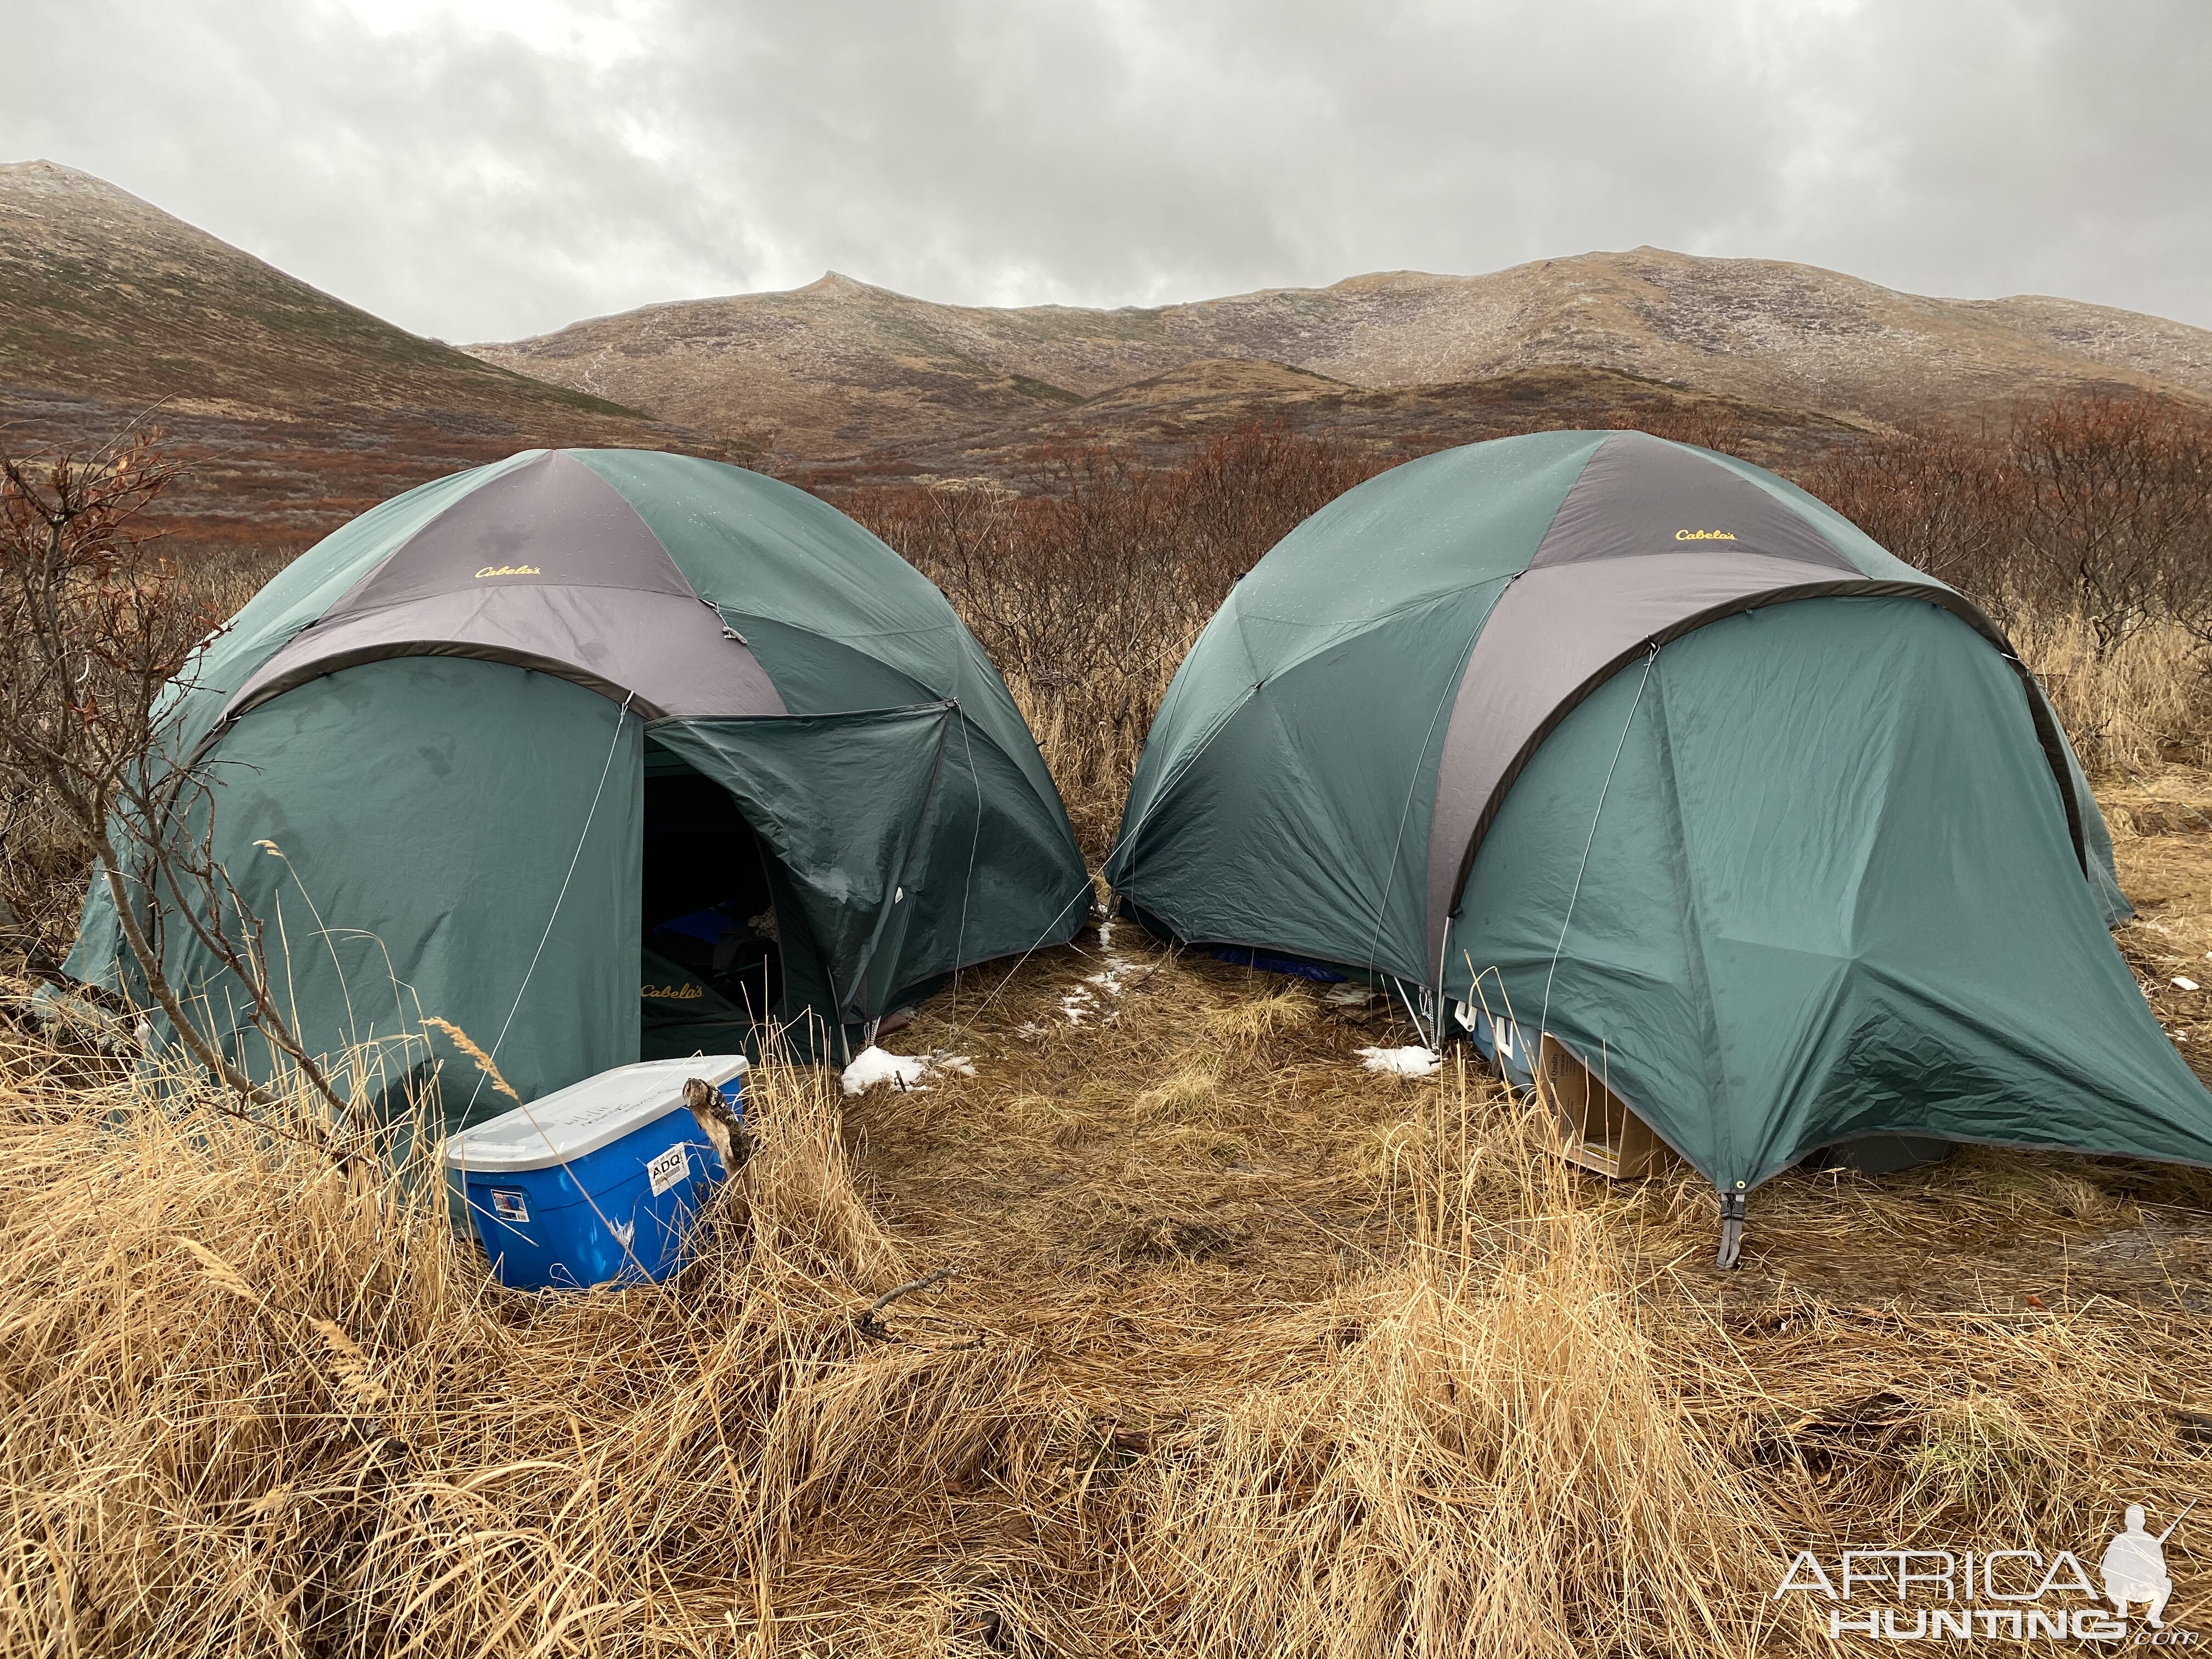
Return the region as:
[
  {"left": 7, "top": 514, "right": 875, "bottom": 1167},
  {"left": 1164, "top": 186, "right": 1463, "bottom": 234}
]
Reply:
[{"left": 4, "top": 0, "right": 2208, "bottom": 342}]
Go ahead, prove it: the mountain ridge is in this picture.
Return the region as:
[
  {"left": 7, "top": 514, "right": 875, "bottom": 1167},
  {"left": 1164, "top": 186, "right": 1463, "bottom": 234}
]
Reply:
[
  {"left": 469, "top": 249, "right": 2212, "bottom": 465},
  {"left": 0, "top": 160, "right": 655, "bottom": 420},
  {"left": 0, "top": 159, "right": 724, "bottom": 558},
  {"left": 7, "top": 159, "right": 2210, "bottom": 549}
]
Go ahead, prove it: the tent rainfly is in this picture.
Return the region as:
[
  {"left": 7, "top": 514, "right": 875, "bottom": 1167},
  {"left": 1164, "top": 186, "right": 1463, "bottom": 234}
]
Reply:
[
  {"left": 1105, "top": 430, "right": 2212, "bottom": 1263},
  {"left": 69, "top": 449, "right": 1090, "bottom": 1131}
]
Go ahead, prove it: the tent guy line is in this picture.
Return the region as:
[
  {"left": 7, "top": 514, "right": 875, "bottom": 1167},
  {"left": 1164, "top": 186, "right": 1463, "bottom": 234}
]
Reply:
[{"left": 470, "top": 690, "right": 634, "bottom": 1116}]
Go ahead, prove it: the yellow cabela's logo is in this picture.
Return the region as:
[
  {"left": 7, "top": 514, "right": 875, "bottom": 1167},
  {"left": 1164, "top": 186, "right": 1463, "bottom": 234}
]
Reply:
[
  {"left": 641, "top": 982, "right": 706, "bottom": 1001},
  {"left": 1675, "top": 530, "right": 1737, "bottom": 541},
  {"left": 475, "top": 563, "right": 542, "bottom": 578}
]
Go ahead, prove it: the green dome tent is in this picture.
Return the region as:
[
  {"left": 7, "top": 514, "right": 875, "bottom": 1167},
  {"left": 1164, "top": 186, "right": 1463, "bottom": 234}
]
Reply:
[
  {"left": 68, "top": 449, "right": 1089, "bottom": 1125},
  {"left": 1107, "top": 431, "right": 2212, "bottom": 1255}
]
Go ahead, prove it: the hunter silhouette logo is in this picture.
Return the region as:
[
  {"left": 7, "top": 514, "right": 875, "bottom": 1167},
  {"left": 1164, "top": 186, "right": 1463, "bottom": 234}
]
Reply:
[
  {"left": 1773, "top": 1500, "right": 2196, "bottom": 1643},
  {"left": 2104, "top": 1500, "right": 2192, "bottom": 1630}
]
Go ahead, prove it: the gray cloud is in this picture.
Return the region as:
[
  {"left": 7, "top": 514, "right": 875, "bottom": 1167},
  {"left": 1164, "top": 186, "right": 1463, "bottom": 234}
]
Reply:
[{"left": 3, "top": 0, "right": 2207, "bottom": 341}]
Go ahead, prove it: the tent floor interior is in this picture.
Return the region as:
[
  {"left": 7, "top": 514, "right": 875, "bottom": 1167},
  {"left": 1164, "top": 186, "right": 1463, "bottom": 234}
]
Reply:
[{"left": 840, "top": 768, "right": 2212, "bottom": 1423}]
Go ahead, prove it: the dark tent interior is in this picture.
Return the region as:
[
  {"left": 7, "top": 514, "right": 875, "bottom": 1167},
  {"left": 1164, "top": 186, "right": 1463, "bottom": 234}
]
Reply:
[{"left": 639, "top": 746, "right": 785, "bottom": 1057}]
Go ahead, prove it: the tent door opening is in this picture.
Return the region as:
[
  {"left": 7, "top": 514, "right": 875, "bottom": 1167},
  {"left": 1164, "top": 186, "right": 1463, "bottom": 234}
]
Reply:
[{"left": 640, "top": 751, "right": 785, "bottom": 1056}]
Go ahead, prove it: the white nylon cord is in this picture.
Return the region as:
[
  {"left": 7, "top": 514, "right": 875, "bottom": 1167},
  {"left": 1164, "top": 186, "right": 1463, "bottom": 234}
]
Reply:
[
  {"left": 467, "top": 691, "right": 635, "bottom": 1113},
  {"left": 1536, "top": 646, "right": 1659, "bottom": 1043},
  {"left": 947, "top": 710, "right": 984, "bottom": 1022},
  {"left": 940, "top": 679, "right": 1267, "bottom": 1046}
]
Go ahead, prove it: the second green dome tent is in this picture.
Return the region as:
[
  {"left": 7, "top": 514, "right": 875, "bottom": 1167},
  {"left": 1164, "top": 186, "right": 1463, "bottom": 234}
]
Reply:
[{"left": 1105, "top": 430, "right": 2212, "bottom": 1225}]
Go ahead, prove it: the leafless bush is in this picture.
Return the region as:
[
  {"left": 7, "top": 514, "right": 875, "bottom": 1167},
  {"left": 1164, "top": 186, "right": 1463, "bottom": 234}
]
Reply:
[
  {"left": 0, "top": 431, "right": 368, "bottom": 1148},
  {"left": 1799, "top": 392, "right": 2212, "bottom": 773},
  {"left": 850, "top": 423, "right": 1389, "bottom": 855},
  {"left": 1798, "top": 427, "right": 2024, "bottom": 622},
  {"left": 1600, "top": 402, "right": 1761, "bottom": 459},
  {"left": 0, "top": 437, "right": 199, "bottom": 978},
  {"left": 2012, "top": 394, "right": 2212, "bottom": 662}
]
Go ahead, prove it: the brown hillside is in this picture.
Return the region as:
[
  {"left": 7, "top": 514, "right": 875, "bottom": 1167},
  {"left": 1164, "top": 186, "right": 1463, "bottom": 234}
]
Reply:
[
  {"left": 12, "top": 160, "right": 2210, "bottom": 550},
  {"left": 0, "top": 160, "right": 725, "bottom": 560},
  {"left": 471, "top": 270, "right": 1116, "bottom": 460},
  {"left": 473, "top": 249, "right": 2212, "bottom": 464},
  {"left": 798, "top": 359, "right": 1865, "bottom": 490}
]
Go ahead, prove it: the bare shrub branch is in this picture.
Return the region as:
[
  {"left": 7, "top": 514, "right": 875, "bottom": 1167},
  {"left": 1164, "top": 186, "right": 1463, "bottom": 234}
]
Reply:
[
  {"left": 0, "top": 430, "right": 368, "bottom": 1149},
  {"left": 850, "top": 421, "right": 1390, "bottom": 854}
]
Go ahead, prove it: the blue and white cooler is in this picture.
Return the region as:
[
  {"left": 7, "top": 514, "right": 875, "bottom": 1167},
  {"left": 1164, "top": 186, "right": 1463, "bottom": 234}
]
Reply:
[{"left": 445, "top": 1056, "right": 746, "bottom": 1290}]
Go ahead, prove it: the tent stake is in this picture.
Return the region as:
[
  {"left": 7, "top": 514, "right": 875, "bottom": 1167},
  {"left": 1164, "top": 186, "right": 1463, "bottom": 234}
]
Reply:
[{"left": 1716, "top": 1190, "right": 1747, "bottom": 1271}]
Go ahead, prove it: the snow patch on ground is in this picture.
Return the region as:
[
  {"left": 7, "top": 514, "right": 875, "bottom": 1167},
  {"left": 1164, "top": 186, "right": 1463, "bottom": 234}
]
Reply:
[
  {"left": 1060, "top": 952, "right": 1138, "bottom": 1026},
  {"left": 1058, "top": 918, "right": 1141, "bottom": 1026},
  {"left": 1358, "top": 1045, "right": 1440, "bottom": 1077},
  {"left": 842, "top": 1046, "right": 976, "bottom": 1095}
]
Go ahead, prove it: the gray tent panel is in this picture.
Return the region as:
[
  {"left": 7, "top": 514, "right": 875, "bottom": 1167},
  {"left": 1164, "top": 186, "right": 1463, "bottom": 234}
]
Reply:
[
  {"left": 223, "top": 450, "right": 783, "bottom": 724},
  {"left": 331, "top": 450, "right": 696, "bottom": 608},
  {"left": 226, "top": 584, "right": 785, "bottom": 723},
  {"left": 1528, "top": 433, "right": 1858, "bottom": 572}
]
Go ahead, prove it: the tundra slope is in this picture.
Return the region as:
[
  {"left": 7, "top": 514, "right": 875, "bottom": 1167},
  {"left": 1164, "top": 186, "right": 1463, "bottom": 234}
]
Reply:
[{"left": 0, "top": 160, "right": 722, "bottom": 558}]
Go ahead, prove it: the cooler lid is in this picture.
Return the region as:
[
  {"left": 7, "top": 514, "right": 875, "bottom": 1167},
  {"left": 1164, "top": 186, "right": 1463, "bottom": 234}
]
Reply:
[{"left": 443, "top": 1056, "right": 747, "bottom": 1172}]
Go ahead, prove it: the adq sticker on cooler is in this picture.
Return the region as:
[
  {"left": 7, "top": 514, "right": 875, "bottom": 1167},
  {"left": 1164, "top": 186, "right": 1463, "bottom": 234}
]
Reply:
[{"left": 647, "top": 1144, "right": 690, "bottom": 1198}]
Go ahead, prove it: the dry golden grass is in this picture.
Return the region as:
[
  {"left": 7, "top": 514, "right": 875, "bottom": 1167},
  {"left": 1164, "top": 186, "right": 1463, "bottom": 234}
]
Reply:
[
  {"left": 0, "top": 1045, "right": 1019, "bottom": 1652},
  {"left": 6, "top": 558, "right": 2212, "bottom": 1649},
  {"left": 1001, "top": 659, "right": 1183, "bottom": 866},
  {"left": 1135, "top": 1130, "right": 1798, "bottom": 1659},
  {"left": 2012, "top": 613, "right": 2212, "bottom": 779},
  {"left": 4, "top": 914, "right": 2212, "bottom": 1652}
]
